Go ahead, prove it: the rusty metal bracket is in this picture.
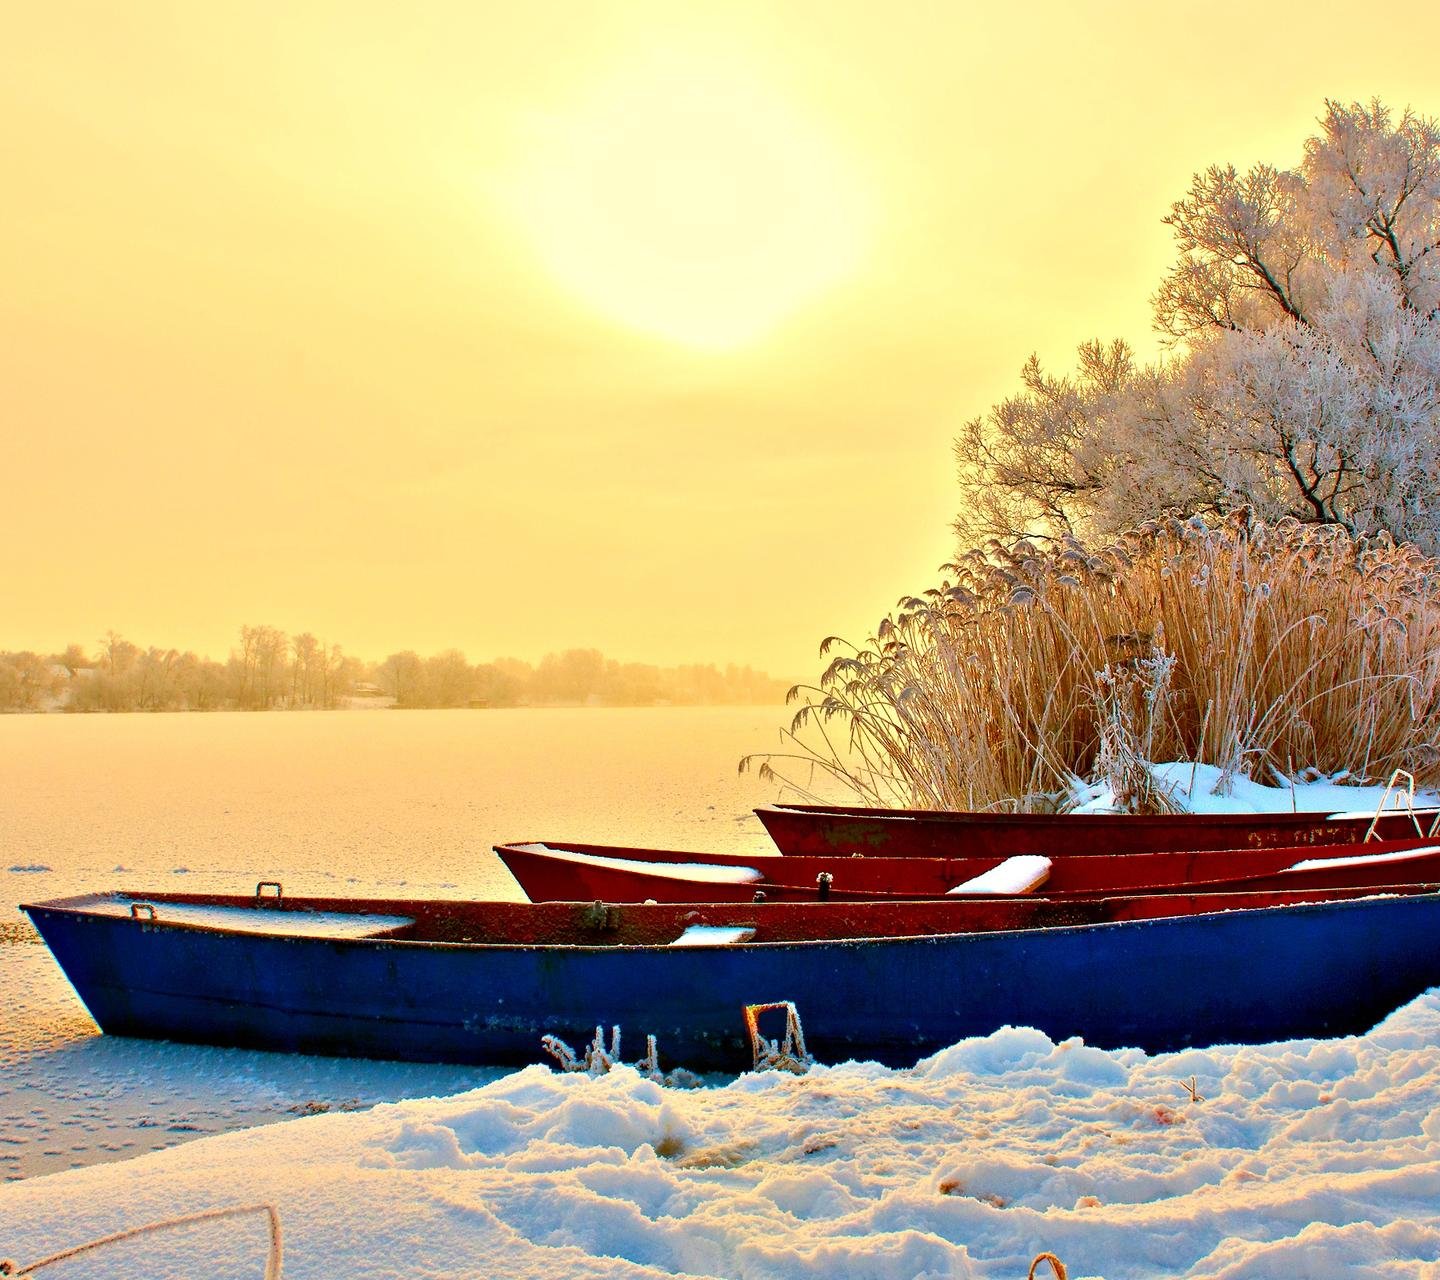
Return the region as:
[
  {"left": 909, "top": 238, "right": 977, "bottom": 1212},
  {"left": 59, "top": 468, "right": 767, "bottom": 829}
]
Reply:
[{"left": 744, "top": 1001, "right": 812, "bottom": 1074}]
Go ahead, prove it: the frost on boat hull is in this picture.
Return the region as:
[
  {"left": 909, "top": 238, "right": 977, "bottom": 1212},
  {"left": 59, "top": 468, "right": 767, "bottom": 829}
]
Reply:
[{"left": 21, "top": 889, "right": 1440, "bottom": 1071}]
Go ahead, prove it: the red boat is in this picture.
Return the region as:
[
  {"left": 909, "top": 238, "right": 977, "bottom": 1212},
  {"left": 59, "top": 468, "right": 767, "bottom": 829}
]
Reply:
[
  {"left": 495, "top": 838, "right": 1440, "bottom": 904},
  {"left": 755, "top": 802, "right": 1440, "bottom": 858}
]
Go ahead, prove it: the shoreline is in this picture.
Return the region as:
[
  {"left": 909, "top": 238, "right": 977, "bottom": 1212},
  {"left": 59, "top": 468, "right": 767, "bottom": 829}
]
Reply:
[
  {"left": 1, "top": 944, "right": 496, "bottom": 1183},
  {"left": 6, "top": 988, "right": 1439, "bottom": 1277}
]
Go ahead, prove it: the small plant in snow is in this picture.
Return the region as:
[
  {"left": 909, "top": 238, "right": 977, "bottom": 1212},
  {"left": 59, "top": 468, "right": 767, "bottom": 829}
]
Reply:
[
  {"left": 541, "top": 1026, "right": 701, "bottom": 1087},
  {"left": 542, "top": 1025, "right": 624, "bottom": 1076},
  {"left": 1092, "top": 650, "right": 1181, "bottom": 814}
]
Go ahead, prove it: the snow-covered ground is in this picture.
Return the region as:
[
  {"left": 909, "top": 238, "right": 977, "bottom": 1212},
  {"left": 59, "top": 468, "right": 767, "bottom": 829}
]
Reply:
[
  {"left": 4, "top": 992, "right": 1440, "bottom": 1279},
  {"left": 1071, "top": 762, "right": 1440, "bottom": 819},
  {"left": 5, "top": 769, "right": 1440, "bottom": 1278}
]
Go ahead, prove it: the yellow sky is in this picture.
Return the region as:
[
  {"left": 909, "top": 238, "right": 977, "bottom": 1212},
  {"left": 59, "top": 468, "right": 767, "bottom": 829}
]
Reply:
[{"left": 4, "top": 1, "right": 1437, "bottom": 677}]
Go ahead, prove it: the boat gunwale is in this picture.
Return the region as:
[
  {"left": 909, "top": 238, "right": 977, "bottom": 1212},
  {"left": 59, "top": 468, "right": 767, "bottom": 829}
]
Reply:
[
  {"left": 21, "top": 886, "right": 1440, "bottom": 955},
  {"left": 756, "top": 801, "right": 1440, "bottom": 826}
]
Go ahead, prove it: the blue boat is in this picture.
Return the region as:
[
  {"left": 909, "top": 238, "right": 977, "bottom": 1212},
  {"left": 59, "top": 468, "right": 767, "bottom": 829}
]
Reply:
[{"left": 21, "top": 886, "right": 1440, "bottom": 1070}]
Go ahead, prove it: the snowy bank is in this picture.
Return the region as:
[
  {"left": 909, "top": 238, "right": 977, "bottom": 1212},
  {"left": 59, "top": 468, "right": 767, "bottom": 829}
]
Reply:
[
  {"left": 7, "top": 768, "right": 1440, "bottom": 1276},
  {"left": 5, "top": 991, "right": 1440, "bottom": 1279},
  {"left": 1070, "top": 763, "right": 1440, "bottom": 818}
]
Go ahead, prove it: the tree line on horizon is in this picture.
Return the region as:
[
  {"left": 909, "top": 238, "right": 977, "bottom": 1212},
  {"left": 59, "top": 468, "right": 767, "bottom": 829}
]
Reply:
[{"left": 0, "top": 626, "right": 790, "bottom": 713}]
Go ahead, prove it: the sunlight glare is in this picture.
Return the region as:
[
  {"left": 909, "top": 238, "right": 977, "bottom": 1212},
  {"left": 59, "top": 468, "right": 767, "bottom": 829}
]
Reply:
[{"left": 509, "top": 59, "right": 870, "bottom": 350}]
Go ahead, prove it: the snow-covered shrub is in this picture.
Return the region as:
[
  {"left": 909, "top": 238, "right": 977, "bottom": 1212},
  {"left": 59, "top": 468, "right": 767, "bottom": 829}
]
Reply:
[{"left": 748, "top": 513, "right": 1440, "bottom": 811}]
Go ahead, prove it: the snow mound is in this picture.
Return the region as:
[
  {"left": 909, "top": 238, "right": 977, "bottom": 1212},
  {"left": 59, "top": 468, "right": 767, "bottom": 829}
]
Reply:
[
  {"left": 1070, "top": 764, "right": 1440, "bottom": 816},
  {"left": 5, "top": 991, "right": 1440, "bottom": 1278}
]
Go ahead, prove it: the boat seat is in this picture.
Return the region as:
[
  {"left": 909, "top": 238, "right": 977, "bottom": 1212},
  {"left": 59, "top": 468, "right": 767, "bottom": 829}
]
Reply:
[
  {"left": 947, "top": 855, "right": 1052, "bottom": 896},
  {"left": 669, "top": 924, "right": 757, "bottom": 947}
]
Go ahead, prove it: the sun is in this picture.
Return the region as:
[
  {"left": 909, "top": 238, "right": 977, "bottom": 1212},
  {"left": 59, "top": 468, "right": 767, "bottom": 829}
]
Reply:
[{"left": 507, "top": 58, "right": 870, "bottom": 350}]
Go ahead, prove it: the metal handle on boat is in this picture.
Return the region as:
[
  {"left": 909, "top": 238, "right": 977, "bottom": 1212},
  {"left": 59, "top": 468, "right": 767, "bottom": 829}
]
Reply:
[
  {"left": 129, "top": 902, "right": 156, "bottom": 921},
  {"left": 255, "top": 881, "right": 284, "bottom": 907},
  {"left": 1365, "top": 769, "right": 1420, "bottom": 842}
]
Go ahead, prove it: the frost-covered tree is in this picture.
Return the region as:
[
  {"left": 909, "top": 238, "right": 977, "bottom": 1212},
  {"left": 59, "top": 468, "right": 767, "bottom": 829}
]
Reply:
[{"left": 956, "top": 99, "right": 1440, "bottom": 551}]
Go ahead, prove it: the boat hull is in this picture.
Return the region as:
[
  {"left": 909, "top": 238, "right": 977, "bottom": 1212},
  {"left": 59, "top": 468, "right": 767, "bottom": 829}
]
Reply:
[
  {"left": 24, "top": 891, "right": 1440, "bottom": 1070},
  {"left": 756, "top": 804, "right": 1435, "bottom": 858},
  {"left": 497, "top": 838, "right": 1440, "bottom": 903}
]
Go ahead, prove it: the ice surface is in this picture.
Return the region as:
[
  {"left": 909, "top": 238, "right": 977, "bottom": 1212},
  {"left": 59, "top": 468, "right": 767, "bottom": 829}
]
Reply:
[{"left": 0, "top": 945, "right": 494, "bottom": 1185}]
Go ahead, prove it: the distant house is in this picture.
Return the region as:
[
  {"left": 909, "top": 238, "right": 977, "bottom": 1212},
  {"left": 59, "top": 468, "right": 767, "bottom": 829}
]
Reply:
[
  {"left": 344, "top": 681, "right": 396, "bottom": 710},
  {"left": 43, "top": 663, "right": 81, "bottom": 710}
]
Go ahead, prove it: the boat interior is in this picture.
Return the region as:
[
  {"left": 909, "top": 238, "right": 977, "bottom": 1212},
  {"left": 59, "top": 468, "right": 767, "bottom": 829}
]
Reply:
[{"left": 25, "top": 884, "right": 1440, "bottom": 948}]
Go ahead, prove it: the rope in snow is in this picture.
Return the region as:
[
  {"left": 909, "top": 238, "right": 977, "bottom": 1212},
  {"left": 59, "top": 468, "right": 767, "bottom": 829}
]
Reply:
[
  {"left": 1, "top": 1203, "right": 282, "bottom": 1278},
  {"left": 1027, "top": 1252, "right": 1067, "bottom": 1279}
]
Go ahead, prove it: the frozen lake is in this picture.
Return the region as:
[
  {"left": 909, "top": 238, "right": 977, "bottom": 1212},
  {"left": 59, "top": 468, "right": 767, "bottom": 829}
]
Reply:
[{"left": 0, "top": 707, "right": 800, "bottom": 1179}]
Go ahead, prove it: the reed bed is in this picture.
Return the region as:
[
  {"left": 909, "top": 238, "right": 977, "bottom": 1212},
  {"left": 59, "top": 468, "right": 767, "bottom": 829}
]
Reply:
[{"left": 749, "top": 513, "right": 1440, "bottom": 812}]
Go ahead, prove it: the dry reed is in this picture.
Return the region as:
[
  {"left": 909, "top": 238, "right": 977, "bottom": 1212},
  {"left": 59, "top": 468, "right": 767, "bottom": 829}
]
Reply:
[{"left": 746, "top": 512, "right": 1440, "bottom": 812}]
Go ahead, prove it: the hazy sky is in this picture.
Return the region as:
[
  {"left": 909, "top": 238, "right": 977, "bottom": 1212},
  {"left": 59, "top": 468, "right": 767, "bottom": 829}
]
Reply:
[{"left": 5, "top": 1, "right": 1437, "bottom": 676}]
